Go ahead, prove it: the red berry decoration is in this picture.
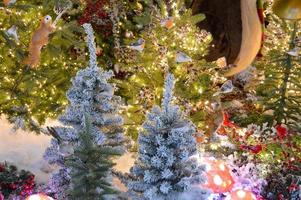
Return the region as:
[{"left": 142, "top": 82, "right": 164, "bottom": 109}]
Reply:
[
  {"left": 0, "top": 162, "right": 36, "bottom": 198},
  {"left": 275, "top": 124, "right": 288, "bottom": 139},
  {"left": 25, "top": 194, "right": 54, "bottom": 200}
]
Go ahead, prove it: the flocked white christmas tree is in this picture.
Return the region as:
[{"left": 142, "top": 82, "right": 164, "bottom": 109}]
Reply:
[
  {"left": 121, "top": 74, "right": 210, "bottom": 200},
  {"left": 43, "top": 23, "right": 125, "bottom": 199}
]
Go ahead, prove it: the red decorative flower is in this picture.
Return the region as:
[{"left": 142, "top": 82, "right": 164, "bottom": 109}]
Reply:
[
  {"left": 240, "top": 144, "right": 263, "bottom": 154},
  {"left": 275, "top": 124, "right": 288, "bottom": 139},
  {"left": 222, "top": 112, "right": 239, "bottom": 129},
  {"left": 0, "top": 192, "right": 4, "bottom": 200}
]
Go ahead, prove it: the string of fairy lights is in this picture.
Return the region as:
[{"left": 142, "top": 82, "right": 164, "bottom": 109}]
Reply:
[
  {"left": 116, "top": 7, "right": 230, "bottom": 139},
  {"left": 0, "top": 0, "right": 300, "bottom": 141}
]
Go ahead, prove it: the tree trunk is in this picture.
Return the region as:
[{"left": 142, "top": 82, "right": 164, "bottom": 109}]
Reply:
[{"left": 191, "top": 0, "right": 242, "bottom": 64}]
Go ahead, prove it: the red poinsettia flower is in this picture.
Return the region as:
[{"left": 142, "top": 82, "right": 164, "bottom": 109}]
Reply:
[
  {"left": 222, "top": 112, "right": 239, "bottom": 129},
  {"left": 275, "top": 124, "right": 288, "bottom": 139},
  {"left": 240, "top": 144, "right": 263, "bottom": 154}
]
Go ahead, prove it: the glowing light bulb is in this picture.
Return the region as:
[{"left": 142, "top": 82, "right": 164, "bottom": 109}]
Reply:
[
  {"left": 198, "top": 87, "right": 204, "bottom": 94},
  {"left": 228, "top": 189, "right": 256, "bottom": 200},
  {"left": 27, "top": 195, "right": 40, "bottom": 200},
  {"left": 25, "top": 194, "right": 53, "bottom": 200},
  {"left": 213, "top": 175, "right": 223, "bottom": 186},
  {"left": 237, "top": 190, "right": 246, "bottom": 198},
  {"left": 219, "top": 163, "right": 225, "bottom": 171}
]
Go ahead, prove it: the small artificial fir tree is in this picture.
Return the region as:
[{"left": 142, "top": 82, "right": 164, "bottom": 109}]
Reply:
[
  {"left": 122, "top": 74, "right": 210, "bottom": 200},
  {"left": 66, "top": 113, "right": 121, "bottom": 200},
  {"left": 44, "top": 23, "right": 124, "bottom": 199}
]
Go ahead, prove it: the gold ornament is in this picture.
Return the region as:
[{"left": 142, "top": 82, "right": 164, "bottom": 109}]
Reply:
[
  {"left": 273, "top": 0, "right": 301, "bottom": 20},
  {"left": 135, "top": 2, "right": 143, "bottom": 12}
]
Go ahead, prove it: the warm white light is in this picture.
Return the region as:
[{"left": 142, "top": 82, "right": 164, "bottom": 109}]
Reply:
[
  {"left": 219, "top": 163, "right": 225, "bottom": 171},
  {"left": 25, "top": 194, "right": 53, "bottom": 200},
  {"left": 28, "top": 195, "right": 41, "bottom": 200},
  {"left": 237, "top": 190, "right": 246, "bottom": 198},
  {"left": 198, "top": 87, "right": 203, "bottom": 94},
  {"left": 213, "top": 175, "right": 223, "bottom": 186}
]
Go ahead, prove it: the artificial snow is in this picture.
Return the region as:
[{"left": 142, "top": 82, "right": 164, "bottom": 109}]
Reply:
[
  {"left": 0, "top": 116, "right": 54, "bottom": 183},
  {"left": 0, "top": 116, "right": 135, "bottom": 187}
]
